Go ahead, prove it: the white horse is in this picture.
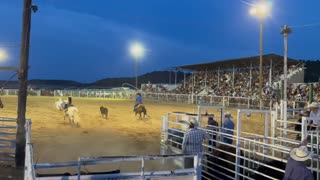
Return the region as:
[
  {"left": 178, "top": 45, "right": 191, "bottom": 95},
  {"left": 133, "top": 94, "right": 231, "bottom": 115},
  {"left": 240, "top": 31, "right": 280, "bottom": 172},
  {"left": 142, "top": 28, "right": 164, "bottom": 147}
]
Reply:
[
  {"left": 55, "top": 98, "right": 68, "bottom": 111},
  {"left": 64, "top": 106, "right": 80, "bottom": 127}
]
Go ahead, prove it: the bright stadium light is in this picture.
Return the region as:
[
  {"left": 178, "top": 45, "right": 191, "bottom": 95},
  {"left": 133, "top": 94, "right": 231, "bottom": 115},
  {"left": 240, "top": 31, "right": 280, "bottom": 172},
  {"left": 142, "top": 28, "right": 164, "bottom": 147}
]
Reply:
[
  {"left": 249, "top": 1, "right": 271, "bottom": 110},
  {"left": 249, "top": 1, "right": 271, "bottom": 17},
  {"left": 130, "top": 42, "right": 144, "bottom": 59},
  {"left": 0, "top": 48, "right": 8, "bottom": 61},
  {"left": 129, "top": 42, "right": 145, "bottom": 89}
]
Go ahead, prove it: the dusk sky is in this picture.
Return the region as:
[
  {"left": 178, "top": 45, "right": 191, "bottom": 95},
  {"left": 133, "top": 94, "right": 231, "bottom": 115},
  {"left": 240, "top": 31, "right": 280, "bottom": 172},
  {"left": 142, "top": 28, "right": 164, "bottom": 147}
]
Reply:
[{"left": 0, "top": 0, "right": 319, "bottom": 82}]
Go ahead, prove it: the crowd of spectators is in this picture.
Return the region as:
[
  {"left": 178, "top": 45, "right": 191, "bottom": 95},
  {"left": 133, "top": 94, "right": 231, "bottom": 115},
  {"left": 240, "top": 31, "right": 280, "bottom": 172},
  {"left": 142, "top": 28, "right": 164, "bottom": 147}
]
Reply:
[
  {"left": 287, "top": 83, "right": 320, "bottom": 108},
  {"left": 140, "top": 64, "right": 320, "bottom": 109},
  {"left": 173, "top": 65, "right": 286, "bottom": 99}
]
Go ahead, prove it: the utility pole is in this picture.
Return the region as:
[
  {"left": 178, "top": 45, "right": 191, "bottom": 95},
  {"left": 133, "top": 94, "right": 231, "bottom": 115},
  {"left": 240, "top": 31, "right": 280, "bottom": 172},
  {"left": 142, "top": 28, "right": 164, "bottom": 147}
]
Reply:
[
  {"left": 16, "top": 0, "right": 33, "bottom": 167},
  {"left": 281, "top": 25, "right": 292, "bottom": 138},
  {"left": 259, "top": 16, "right": 264, "bottom": 110}
]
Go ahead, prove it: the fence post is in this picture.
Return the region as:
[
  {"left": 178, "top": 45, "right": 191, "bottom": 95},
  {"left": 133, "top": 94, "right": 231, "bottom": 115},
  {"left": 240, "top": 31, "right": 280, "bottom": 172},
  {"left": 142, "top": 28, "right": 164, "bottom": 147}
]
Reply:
[
  {"left": 264, "top": 112, "right": 269, "bottom": 161},
  {"left": 162, "top": 116, "right": 169, "bottom": 142},
  {"left": 247, "top": 98, "right": 250, "bottom": 109},
  {"left": 197, "top": 105, "right": 201, "bottom": 127},
  {"left": 141, "top": 157, "right": 145, "bottom": 179},
  {"left": 301, "top": 117, "right": 307, "bottom": 140},
  {"left": 77, "top": 158, "right": 82, "bottom": 180},
  {"left": 223, "top": 96, "right": 225, "bottom": 106},
  {"left": 210, "top": 96, "right": 212, "bottom": 105},
  {"left": 271, "top": 111, "right": 276, "bottom": 157},
  {"left": 235, "top": 109, "right": 242, "bottom": 180},
  {"left": 194, "top": 154, "right": 201, "bottom": 180}
]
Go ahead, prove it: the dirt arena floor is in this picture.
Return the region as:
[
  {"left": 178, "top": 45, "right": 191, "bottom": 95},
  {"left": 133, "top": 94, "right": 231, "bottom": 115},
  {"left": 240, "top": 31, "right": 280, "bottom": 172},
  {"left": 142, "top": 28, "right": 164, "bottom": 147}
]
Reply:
[{"left": 0, "top": 96, "right": 270, "bottom": 176}]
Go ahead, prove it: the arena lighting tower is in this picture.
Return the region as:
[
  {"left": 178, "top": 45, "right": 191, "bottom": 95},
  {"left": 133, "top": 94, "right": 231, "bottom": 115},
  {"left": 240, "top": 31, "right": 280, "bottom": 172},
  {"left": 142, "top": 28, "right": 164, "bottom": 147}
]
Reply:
[
  {"left": 281, "top": 25, "right": 292, "bottom": 137},
  {"left": 129, "top": 42, "right": 145, "bottom": 89},
  {"left": 249, "top": 1, "right": 271, "bottom": 110}
]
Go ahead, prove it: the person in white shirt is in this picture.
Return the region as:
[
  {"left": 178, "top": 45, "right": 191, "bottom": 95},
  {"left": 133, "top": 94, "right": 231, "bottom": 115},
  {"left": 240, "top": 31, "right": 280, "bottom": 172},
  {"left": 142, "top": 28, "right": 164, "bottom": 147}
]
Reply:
[{"left": 308, "top": 102, "right": 320, "bottom": 130}]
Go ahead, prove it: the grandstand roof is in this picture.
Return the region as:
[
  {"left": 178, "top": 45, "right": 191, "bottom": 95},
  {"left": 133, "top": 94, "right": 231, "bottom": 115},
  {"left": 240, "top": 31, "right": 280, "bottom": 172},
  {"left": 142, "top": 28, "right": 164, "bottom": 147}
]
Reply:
[{"left": 178, "top": 54, "right": 301, "bottom": 71}]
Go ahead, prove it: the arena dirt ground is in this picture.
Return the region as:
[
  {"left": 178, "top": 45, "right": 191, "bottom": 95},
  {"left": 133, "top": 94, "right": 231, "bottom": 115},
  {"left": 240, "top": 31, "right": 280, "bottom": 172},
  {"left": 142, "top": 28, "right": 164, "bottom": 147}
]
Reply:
[{"left": 0, "top": 96, "right": 269, "bottom": 176}]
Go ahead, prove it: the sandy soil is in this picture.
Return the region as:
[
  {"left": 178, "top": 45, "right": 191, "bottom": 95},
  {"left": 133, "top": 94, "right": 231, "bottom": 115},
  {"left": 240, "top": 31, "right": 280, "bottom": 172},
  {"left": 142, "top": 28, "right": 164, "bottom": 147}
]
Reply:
[
  {"left": 0, "top": 96, "right": 270, "bottom": 176},
  {"left": 0, "top": 96, "right": 199, "bottom": 175}
]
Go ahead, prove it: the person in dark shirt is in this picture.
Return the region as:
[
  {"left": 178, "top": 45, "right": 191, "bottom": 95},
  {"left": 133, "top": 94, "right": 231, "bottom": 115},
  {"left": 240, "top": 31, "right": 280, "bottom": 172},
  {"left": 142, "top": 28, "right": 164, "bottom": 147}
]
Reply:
[
  {"left": 284, "top": 139, "right": 314, "bottom": 180},
  {"left": 207, "top": 115, "right": 218, "bottom": 152},
  {"left": 294, "top": 111, "right": 303, "bottom": 140}
]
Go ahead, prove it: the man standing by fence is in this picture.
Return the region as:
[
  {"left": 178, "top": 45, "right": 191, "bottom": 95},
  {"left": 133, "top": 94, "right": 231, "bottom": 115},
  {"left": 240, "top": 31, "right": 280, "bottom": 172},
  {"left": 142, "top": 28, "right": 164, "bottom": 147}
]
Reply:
[
  {"left": 222, "top": 112, "right": 235, "bottom": 145},
  {"left": 207, "top": 115, "right": 218, "bottom": 152},
  {"left": 182, "top": 119, "right": 211, "bottom": 168},
  {"left": 308, "top": 102, "right": 320, "bottom": 130}
]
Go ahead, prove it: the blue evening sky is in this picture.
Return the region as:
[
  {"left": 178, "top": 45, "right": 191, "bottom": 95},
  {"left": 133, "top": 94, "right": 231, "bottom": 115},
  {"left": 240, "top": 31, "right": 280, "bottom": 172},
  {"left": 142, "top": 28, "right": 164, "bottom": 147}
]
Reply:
[{"left": 0, "top": 0, "right": 319, "bottom": 82}]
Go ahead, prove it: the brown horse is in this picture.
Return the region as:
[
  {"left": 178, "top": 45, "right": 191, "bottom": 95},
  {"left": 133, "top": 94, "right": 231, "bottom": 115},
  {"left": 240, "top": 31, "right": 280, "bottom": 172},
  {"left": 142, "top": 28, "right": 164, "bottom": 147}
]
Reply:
[
  {"left": 0, "top": 97, "right": 4, "bottom": 108},
  {"left": 134, "top": 104, "right": 149, "bottom": 120}
]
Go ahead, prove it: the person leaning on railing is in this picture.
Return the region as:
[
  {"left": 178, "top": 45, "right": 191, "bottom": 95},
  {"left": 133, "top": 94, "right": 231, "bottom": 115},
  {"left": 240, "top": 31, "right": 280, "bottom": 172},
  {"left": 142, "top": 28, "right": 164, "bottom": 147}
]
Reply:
[
  {"left": 182, "top": 119, "right": 211, "bottom": 169},
  {"left": 308, "top": 102, "right": 320, "bottom": 131},
  {"left": 283, "top": 138, "right": 315, "bottom": 180}
]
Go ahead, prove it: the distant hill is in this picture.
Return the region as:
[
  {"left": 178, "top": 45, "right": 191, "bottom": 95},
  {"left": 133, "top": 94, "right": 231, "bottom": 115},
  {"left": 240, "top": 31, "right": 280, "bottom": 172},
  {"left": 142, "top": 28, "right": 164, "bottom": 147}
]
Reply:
[
  {"left": 0, "top": 71, "right": 189, "bottom": 89},
  {"left": 92, "top": 71, "right": 188, "bottom": 88}
]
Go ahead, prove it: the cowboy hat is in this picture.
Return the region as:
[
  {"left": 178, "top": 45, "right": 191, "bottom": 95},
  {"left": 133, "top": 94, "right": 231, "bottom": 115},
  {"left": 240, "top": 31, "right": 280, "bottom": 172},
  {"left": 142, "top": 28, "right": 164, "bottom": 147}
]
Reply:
[
  {"left": 189, "top": 119, "right": 199, "bottom": 127},
  {"left": 290, "top": 146, "right": 311, "bottom": 161},
  {"left": 308, "top": 102, "right": 319, "bottom": 108},
  {"left": 224, "top": 112, "right": 233, "bottom": 118}
]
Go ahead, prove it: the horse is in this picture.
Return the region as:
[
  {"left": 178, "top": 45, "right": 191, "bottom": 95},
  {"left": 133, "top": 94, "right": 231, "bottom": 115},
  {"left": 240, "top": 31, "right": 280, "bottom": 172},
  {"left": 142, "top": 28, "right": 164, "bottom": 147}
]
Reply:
[
  {"left": 100, "top": 106, "right": 108, "bottom": 119},
  {"left": 134, "top": 104, "right": 149, "bottom": 120},
  {"left": 64, "top": 106, "right": 80, "bottom": 127},
  {"left": 0, "top": 97, "right": 3, "bottom": 108}
]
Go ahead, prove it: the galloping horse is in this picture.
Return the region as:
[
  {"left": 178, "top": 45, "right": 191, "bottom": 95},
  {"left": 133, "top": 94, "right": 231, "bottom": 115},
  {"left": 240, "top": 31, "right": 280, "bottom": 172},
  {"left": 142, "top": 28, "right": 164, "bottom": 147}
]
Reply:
[
  {"left": 134, "top": 104, "right": 149, "bottom": 120},
  {"left": 0, "top": 97, "right": 3, "bottom": 108},
  {"left": 64, "top": 106, "right": 80, "bottom": 127}
]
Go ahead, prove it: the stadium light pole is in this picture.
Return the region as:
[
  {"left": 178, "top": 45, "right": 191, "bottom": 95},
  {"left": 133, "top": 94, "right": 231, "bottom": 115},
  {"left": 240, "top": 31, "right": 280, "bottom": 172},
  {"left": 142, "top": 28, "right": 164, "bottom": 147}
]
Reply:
[
  {"left": 250, "top": 1, "right": 271, "bottom": 110},
  {"left": 281, "top": 25, "right": 292, "bottom": 137},
  {"left": 130, "top": 42, "right": 145, "bottom": 89}
]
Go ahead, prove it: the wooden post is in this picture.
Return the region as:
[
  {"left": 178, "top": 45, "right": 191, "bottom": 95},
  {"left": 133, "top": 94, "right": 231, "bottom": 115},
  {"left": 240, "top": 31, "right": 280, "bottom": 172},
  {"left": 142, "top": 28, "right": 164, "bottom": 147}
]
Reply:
[{"left": 16, "top": 0, "right": 33, "bottom": 168}]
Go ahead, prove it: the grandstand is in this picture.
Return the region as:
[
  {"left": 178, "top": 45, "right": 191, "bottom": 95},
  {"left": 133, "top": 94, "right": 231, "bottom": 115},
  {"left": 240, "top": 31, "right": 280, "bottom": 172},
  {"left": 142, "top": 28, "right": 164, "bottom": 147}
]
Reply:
[{"left": 144, "top": 54, "right": 305, "bottom": 100}]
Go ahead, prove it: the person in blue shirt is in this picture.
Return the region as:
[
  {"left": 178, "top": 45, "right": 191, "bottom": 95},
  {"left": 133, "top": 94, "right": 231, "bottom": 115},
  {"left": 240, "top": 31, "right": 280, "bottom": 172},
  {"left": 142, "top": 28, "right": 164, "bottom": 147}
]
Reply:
[
  {"left": 133, "top": 92, "right": 143, "bottom": 111},
  {"left": 221, "top": 112, "right": 235, "bottom": 145},
  {"left": 284, "top": 138, "right": 314, "bottom": 180}
]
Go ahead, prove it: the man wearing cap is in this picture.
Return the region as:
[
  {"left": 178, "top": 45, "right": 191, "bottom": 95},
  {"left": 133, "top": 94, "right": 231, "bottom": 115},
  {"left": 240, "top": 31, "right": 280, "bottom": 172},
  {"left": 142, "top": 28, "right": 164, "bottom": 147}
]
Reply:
[
  {"left": 182, "top": 119, "right": 211, "bottom": 168},
  {"left": 283, "top": 139, "right": 314, "bottom": 180},
  {"left": 308, "top": 102, "right": 320, "bottom": 130},
  {"left": 222, "top": 112, "right": 235, "bottom": 145}
]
